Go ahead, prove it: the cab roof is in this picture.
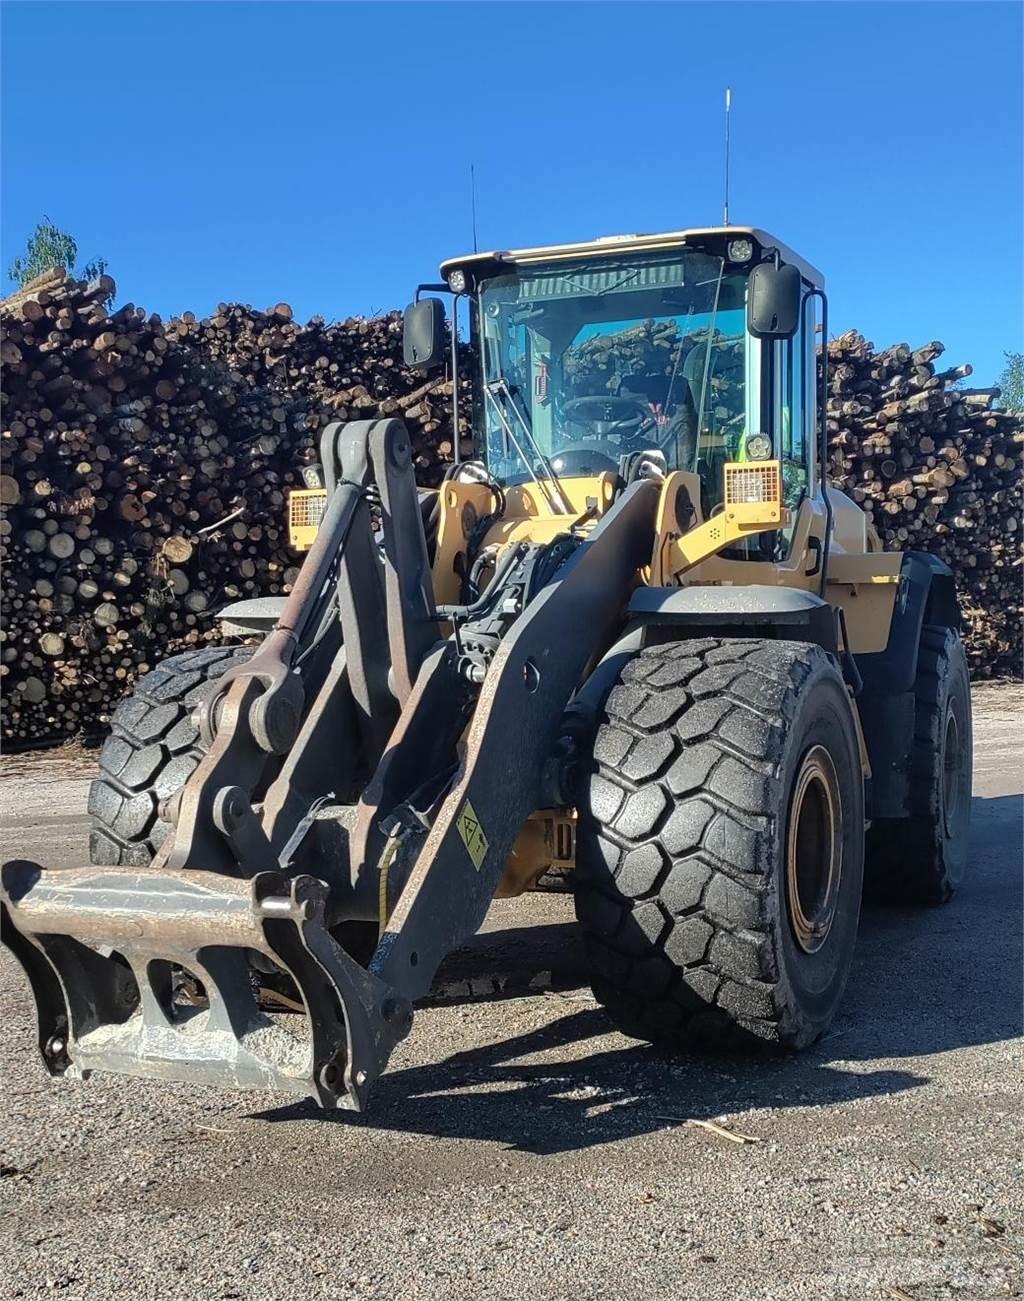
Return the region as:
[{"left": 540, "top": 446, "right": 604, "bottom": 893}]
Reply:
[{"left": 440, "top": 226, "right": 824, "bottom": 290}]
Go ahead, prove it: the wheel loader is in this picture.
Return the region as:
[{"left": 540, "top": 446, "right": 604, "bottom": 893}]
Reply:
[{"left": 1, "top": 227, "right": 973, "bottom": 1112}]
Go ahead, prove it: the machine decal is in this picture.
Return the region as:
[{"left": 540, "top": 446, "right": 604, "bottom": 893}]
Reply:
[{"left": 456, "top": 798, "right": 489, "bottom": 870}]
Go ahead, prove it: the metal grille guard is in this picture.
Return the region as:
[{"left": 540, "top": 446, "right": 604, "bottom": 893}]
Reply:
[{"left": 0, "top": 861, "right": 412, "bottom": 1111}]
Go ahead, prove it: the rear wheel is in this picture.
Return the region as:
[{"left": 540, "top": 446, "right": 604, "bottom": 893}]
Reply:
[
  {"left": 574, "top": 637, "right": 864, "bottom": 1050},
  {"left": 88, "top": 645, "right": 254, "bottom": 866},
  {"left": 866, "top": 625, "right": 972, "bottom": 905}
]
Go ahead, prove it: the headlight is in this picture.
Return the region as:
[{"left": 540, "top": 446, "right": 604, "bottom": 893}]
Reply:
[
  {"left": 447, "top": 268, "right": 468, "bottom": 293},
  {"left": 744, "top": 433, "right": 772, "bottom": 461},
  {"left": 727, "top": 238, "right": 754, "bottom": 264}
]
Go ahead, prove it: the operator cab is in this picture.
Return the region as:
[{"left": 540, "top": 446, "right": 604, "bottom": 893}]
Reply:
[{"left": 406, "top": 227, "right": 825, "bottom": 559}]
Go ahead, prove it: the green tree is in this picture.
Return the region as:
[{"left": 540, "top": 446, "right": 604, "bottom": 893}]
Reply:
[
  {"left": 996, "top": 351, "right": 1024, "bottom": 412},
  {"left": 7, "top": 215, "right": 108, "bottom": 292}
]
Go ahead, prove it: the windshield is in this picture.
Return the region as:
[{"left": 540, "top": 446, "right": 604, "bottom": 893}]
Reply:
[{"left": 477, "top": 248, "right": 756, "bottom": 504}]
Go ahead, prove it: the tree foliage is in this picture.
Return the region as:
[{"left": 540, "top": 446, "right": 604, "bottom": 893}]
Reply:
[
  {"left": 7, "top": 216, "right": 108, "bottom": 295},
  {"left": 996, "top": 351, "right": 1024, "bottom": 412}
]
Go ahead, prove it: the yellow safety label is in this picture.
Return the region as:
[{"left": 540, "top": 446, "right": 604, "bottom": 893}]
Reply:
[{"left": 456, "top": 798, "right": 489, "bottom": 870}]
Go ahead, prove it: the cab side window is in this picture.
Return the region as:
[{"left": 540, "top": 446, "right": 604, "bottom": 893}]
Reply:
[{"left": 774, "top": 292, "right": 815, "bottom": 551}]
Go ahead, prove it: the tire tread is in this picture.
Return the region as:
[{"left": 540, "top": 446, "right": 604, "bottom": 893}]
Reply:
[
  {"left": 866, "top": 625, "right": 972, "bottom": 905},
  {"left": 575, "top": 636, "right": 856, "bottom": 1050},
  {"left": 88, "top": 645, "right": 253, "bottom": 866}
]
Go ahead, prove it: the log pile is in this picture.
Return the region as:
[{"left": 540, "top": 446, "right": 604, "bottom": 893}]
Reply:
[
  {"left": 825, "top": 331, "right": 1022, "bottom": 677},
  {"left": 0, "top": 270, "right": 1019, "bottom": 748},
  {"left": 0, "top": 269, "right": 469, "bottom": 745}
]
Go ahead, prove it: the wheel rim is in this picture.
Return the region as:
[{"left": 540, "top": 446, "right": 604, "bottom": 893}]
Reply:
[
  {"left": 786, "top": 746, "right": 843, "bottom": 955},
  {"left": 942, "top": 704, "right": 967, "bottom": 837}
]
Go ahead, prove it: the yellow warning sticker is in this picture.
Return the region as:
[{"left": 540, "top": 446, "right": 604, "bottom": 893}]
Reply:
[{"left": 456, "top": 798, "right": 490, "bottom": 870}]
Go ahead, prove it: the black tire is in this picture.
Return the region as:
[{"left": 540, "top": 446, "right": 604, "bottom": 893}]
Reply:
[
  {"left": 88, "top": 645, "right": 254, "bottom": 867},
  {"left": 574, "top": 637, "right": 864, "bottom": 1050},
  {"left": 866, "top": 626, "right": 972, "bottom": 905}
]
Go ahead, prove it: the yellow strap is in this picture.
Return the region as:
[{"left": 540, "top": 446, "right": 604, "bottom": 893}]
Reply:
[{"left": 377, "top": 834, "right": 402, "bottom": 938}]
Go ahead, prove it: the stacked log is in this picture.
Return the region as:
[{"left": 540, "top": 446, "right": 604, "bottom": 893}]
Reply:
[
  {"left": 825, "top": 331, "right": 1022, "bottom": 677},
  {"left": 0, "top": 270, "right": 469, "bottom": 745},
  {"left": 0, "top": 270, "right": 1019, "bottom": 748}
]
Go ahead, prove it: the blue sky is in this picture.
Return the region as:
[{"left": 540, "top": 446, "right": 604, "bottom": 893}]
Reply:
[{"left": 2, "top": 2, "right": 1021, "bottom": 384}]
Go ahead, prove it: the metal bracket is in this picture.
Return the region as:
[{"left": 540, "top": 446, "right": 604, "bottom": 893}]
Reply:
[
  {"left": 324, "top": 419, "right": 397, "bottom": 765},
  {"left": 212, "top": 786, "right": 279, "bottom": 871},
  {"left": 1, "top": 861, "right": 411, "bottom": 1111},
  {"left": 368, "top": 420, "right": 439, "bottom": 703}
]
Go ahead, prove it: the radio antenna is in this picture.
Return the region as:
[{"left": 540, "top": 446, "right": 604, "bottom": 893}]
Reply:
[
  {"left": 470, "top": 163, "right": 479, "bottom": 253},
  {"left": 723, "top": 87, "right": 732, "bottom": 226}
]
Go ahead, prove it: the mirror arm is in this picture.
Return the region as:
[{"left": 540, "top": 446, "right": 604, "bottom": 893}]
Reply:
[
  {"left": 801, "top": 285, "right": 832, "bottom": 596},
  {"left": 414, "top": 283, "right": 449, "bottom": 302},
  {"left": 450, "top": 292, "right": 461, "bottom": 466}
]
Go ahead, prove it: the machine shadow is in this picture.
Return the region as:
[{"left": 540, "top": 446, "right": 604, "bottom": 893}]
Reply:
[
  {"left": 254, "top": 793, "right": 1021, "bottom": 1152},
  {"left": 254, "top": 1008, "right": 928, "bottom": 1154}
]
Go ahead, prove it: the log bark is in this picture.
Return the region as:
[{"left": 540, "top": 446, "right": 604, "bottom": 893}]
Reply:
[
  {"left": 826, "top": 330, "right": 1022, "bottom": 679},
  {"left": 0, "top": 270, "right": 472, "bottom": 744}
]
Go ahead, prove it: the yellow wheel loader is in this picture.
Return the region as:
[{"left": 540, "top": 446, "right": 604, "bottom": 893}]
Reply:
[{"left": 2, "top": 228, "right": 973, "bottom": 1111}]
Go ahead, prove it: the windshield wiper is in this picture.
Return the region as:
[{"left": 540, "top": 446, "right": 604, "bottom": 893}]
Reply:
[{"left": 484, "top": 378, "right": 572, "bottom": 515}]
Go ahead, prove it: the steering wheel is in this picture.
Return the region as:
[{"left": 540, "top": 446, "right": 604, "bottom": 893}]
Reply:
[{"left": 562, "top": 395, "right": 653, "bottom": 438}]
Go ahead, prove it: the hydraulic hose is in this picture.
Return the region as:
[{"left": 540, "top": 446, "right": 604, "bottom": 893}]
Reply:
[{"left": 434, "top": 541, "right": 529, "bottom": 622}]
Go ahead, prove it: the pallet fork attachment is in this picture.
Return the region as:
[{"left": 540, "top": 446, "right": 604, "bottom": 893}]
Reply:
[{"left": 1, "top": 420, "right": 659, "bottom": 1110}]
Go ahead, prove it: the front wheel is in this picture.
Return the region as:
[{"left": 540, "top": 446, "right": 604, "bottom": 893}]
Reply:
[{"left": 574, "top": 637, "right": 865, "bottom": 1050}]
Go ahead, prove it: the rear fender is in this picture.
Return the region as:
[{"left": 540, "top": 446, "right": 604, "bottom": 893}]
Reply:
[{"left": 854, "top": 551, "right": 960, "bottom": 820}]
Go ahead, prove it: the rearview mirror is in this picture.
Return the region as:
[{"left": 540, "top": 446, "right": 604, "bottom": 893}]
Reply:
[
  {"left": 403, "top": 298, "right": 447, "bottom": 370},
  {"left": 747, "top": 263, "right": 802, "bottom": 339}
]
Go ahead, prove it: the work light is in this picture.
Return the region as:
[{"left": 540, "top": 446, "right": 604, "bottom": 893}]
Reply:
[
  {"left": 744, "top": 433, "right": 773, "bottom": 461},
  {"left": 725, "top": 461, "right": 783, "bottom": 508}
]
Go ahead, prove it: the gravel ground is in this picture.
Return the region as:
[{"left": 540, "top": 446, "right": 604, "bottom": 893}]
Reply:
[{"left": 1, "top": 684, "right": 1021, "bottom": 1301}]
